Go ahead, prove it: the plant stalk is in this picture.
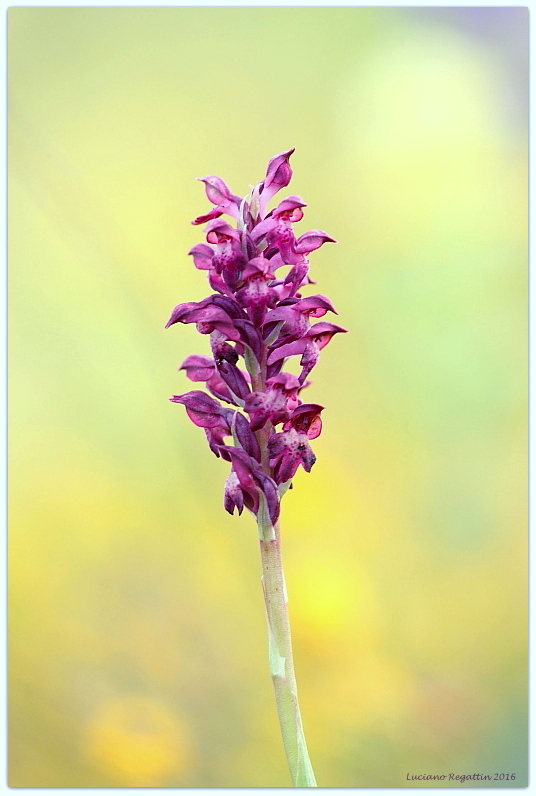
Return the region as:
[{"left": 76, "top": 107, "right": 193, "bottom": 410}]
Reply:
[
  {"left": 247, "top": 337, "right": 316, "bottom": 785},
  {"left": 258, "top": 520, "right": 317, "bottom": 787}
]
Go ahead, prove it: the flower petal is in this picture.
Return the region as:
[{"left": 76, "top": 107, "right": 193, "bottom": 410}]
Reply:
[
  {"left": 234, "top": 412, "right": 261, "bottom": 461},
  {"left": 267, "top": 338, "right": 308, "bottom": 365},
  {"left": 253, "top": 472, "right": 280, "bottom": 524},
  {"left": 170, "top": 390, "right": 227, "bottom": 429},
  {"left": 197, "top": 175, "right": 241, "bottom": 220},
  {"left": 188, "top": 243, "right": 215, "bottom": 270},
  {"left": 292, "top": 294, "right": 337, "bottom": 317},
  {"left": 179, "top": 354, "right": 215, "bottom": 382},
  {"left": 260, "top": 148, "right": 295, "bottom": 207},
  {"left": 217, "top": 360, "right": 251, "bottom": 400},
  {"left": 306, "top": 321, "right": 348, "bottom": 349},
  {"left": 294, "top": 230, "right": 336, "bottom": 254},
  {"left": 192, "top": 208, "right": 223, "bottom": 225}
]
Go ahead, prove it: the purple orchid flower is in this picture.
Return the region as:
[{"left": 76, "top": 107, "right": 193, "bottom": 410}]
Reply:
[
  {"left": 166, "top": 150, "right": 347, "bottom": 787},
  {"left": 244, "top": 373, "right": 303, "bottom": 431},
  {"left": 180, "top": 353, "right": 251, "bottom": 406},
  {"left": 167, "top": 149, "right": 346, "bottom": 524},
  {"left": 192, "top": 175, "right": 242, "bottom": 224},
  {"left": 255, "top": 148, "right": 295, "bottom": 218}
]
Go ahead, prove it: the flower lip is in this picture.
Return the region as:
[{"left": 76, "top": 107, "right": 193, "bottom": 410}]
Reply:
[
  {"left": 219, "top": 445, "right": 281, "bottom": 522},
  {"left": 219, "top": 446, "right": 260, "bottom": 513},
  {"left": 224, "top": 469, "right": 244, "bottom": 515},
  {"left": 285, "top": 403, "right": 324, "bottom": 439},
  {"left": 268, "top": 427, "right": 317, "bottom": 482}
]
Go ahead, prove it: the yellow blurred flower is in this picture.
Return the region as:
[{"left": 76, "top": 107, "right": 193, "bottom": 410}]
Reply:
[{"left": 84, "top": 695, "right": 194, "bottom": 786}]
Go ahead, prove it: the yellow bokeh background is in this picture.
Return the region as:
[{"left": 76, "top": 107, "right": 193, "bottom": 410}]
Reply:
[{"left": 9, "top": 7, "right": 527, "bottom": 787}]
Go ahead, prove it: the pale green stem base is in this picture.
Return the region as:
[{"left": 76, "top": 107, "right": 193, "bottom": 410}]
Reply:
[
  {"left": 259, "top": 520, "right": 317, "bottom": 787},
  {"left": 248, "top": 345, "right": 316, "bottom": 785}
]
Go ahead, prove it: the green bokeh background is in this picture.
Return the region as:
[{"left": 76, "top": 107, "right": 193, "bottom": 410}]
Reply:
[{"left": 9, "top": 7, "right": 527, "bottom": 788}]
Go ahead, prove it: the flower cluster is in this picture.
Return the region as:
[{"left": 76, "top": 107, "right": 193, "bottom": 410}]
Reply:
[{"left": 167, "top": 149, "right": 346, "bottom": 529}]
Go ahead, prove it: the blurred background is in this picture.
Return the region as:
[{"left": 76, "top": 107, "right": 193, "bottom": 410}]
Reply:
[{"left": 8, "top": 7, "right": 527, "bottom": 788}]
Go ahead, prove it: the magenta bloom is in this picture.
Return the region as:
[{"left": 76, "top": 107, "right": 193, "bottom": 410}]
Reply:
[{"left": 167, "top": 149, "right": 346, "bottom": 522}]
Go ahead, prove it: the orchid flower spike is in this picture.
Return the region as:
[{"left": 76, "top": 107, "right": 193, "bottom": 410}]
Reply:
[{"left": 166, "top": 149, "right": 346, "bottom": 526}]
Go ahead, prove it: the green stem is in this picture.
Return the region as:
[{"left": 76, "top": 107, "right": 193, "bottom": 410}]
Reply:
[
  {"left": 246, "top": 335, "right": 316, "bottom": 785},
  {"left": 258, "top": 520, "right": 317, "bottom": 787}
]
